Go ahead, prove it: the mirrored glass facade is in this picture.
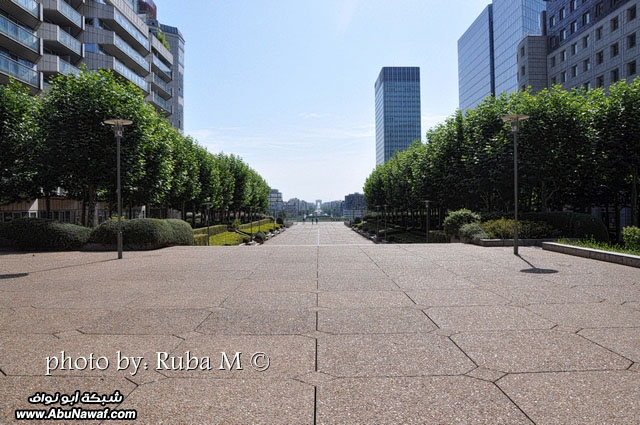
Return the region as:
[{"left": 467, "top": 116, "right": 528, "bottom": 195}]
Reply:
[
  {"left": 458, "top": 5, "right": 495, "bottom": 112},
  {"left": 493, "top": 0, "right": 547, "bottom": 94},
  {"left": 375, "top": 67, "right": 421, "bottom": 165}
]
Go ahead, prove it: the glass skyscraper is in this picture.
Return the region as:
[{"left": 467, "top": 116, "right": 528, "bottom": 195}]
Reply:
[
  {"left": 375, "top": 67, "right": 422, "bottom": 165},
  {"left": 458, "top": 0, "right": 546, "bottom": 112}
]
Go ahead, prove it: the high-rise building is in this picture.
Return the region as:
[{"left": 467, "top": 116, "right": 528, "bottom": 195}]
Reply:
[
  {"left": 458, "top": 0, "right": 547, "bottom": 112},
  {"left": 158, "top": 23, "right": 184, "bottom": 131},
  {"left": 374, "top": 67, "right": 421, "bottom": 165},
  {"left": 0, "top": 0, "right": 181, "bottom": 130},
  {"left": 518, "top": 0, "right": 640, "bottom": 94},
  {"left": 343, "top": 192, "right": 367, "bottom": 220}
]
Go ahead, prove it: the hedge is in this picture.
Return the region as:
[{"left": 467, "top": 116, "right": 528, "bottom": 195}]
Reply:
[
  {"left": 0, "top": 218, "right": 91, "bottom": 251},
  {"left": 443, "top": 209, "right": 481, "bottom": 236},
  {"left": 623, "top": 226, "right": 640, "bottom": 251},
  {"left": 89, "top": 218, "right": 194, "bottom": 250},
  {"left": 459, "top": 222, "right": 489, "bottom": 241},
  {"left": 481, "top": 219, "right": 560, "bottom": 239},
  {"left": 193, "top": 224, "right": 228, "bottom": 237},
  {"left": 522, "top": 212, "right": 609, "bottom": 242}
]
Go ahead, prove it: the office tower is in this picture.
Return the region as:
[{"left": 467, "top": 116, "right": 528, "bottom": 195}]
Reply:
[
  {"left": 374, "top": 67, "right": 421, "bottom": 165},
  {"left": 458, "top": 5, "right": 495, "bottom": 112},
  {"left": 0, "top": 0, "right": 43, "bottom": 94},
  {"left": 518, "top": 0, "right": 640, "bottom": 93},
  {"left": 343, "top": 192, "right": 366, "bottom": 220},
  {"left": 158, "top": 23, "right": 184, "bottom": 131},
  {"left": 458, "top": 0, "right": 546, "bottom": 112}
]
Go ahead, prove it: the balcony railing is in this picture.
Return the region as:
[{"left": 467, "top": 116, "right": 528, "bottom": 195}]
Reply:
[
  {"left": 57, "top": 27, "right": 81, "bottom": 55},
  {"left": 114, "top": 34, "right": 149, "bottom": 71},
  {"left": 152, "top": 55, "right": 171, "bottom": 77},
  {"left": 58, "top": 0, "right": 83, "bottom": 28},
  {"left": 113, "top": 10, "right": 149, "bottom": 50},
  {"left": 10, "top": 0, "right": 40, "bottom": 17},
  {"left": 0, "top": 14, "right": 39, "bottom": 52},
  {"left": 153, "top": 92, "right": 172, "bottom": 113},
  {"left": 59, "top": 58, "right": 79, "bottom": 75},
  {"left": 152, "top": 73, "right": 172, "bottom": 95},
  {"left": 0, "top": 55, "right": 39, "bottom": 87},
  {"left": 114, "top": 58, "right": 148, "bottom": 92}
]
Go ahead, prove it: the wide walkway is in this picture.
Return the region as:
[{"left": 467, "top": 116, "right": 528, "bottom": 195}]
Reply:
[{"left": 1, "top": 222, "right": 639, "bottom": 424}]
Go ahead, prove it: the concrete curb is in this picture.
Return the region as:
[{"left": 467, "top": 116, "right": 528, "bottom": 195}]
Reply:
[
  {"left": 542, "top": 242, "right": 640, "bottom": 268},
  {"left": 471, "top": 238, "right": 574, "bottom": 247}
]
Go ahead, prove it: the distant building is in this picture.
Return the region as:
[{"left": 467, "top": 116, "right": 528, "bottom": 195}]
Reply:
[
  {"left": 322, "top": 200, "right": 344, "bottom": 217},
  {"left": 374, "top": 67, "right": 422, "bottom": 165},
  {"left": 269, "top": 189, "right": 284, "bottom": 215},
  {"left": 343, "top": 192, "right": 367, "bottom": 220},
  {"left": 458, "top": 0, "right": 547, "bottom": 112}
]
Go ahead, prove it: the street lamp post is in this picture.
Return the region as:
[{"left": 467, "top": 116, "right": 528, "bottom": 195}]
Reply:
[
  {"left": 383, "top": 204, "right": 388, "bottom": 243},
  {"left": 501, "top": 114, "right": 530, "bottom": 256},
  {"left": 203, "top": 201, "right": 212, "bottom": 246},
  {"left": 424, "top": 200, "right": 431, "bottom": 243},
  {"left": 104, "top": 119, "right": 133, "bottom": 260}
]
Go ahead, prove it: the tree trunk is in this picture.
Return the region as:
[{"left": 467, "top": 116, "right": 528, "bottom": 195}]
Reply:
[
  {"left": 86, "top": 184, "right": 97, "bottom": 228},
  {"left": 81, "top": 193, "right": 86, "bottom": 227},
  {"left": 45, "top": 194, "right": 51, "bottom": 219},
  {"left": 632, "top": 168, "right": 639, "bottom": 227}
]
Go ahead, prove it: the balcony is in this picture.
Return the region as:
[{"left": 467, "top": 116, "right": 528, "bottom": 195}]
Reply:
[
  {"left": 150, "top": 91, "right": 172, "bottom": 115},
  {"left": 41, "top": 0, "right": 84, "bottom": 33},
  {"left": 101, "top": 32, "right": 150, "bottom": 75},
  {"left": 38, "top": 54, "right": 80, "bottom": 77},
  {"left": 0, "top": 14, "right": 41, "bottom": 63},
  {"left": 152, "top": 55, "right": 172, "bottom": 80},
  {"left": 112, "top": 9, "right": 149, "bottom": 51},
  {"left": 0, "top": 54, "right": 41, "bottom": 93},
  {"left": 113, "top": 57, "right": 149, "bottom": 93},
  {"left": 150, "top": 72, "right": 172, "bottom": 98},
  {"left": 39, "top": 23, "right": 82, "bottom": 59},
  {"left": 5, "top": 0, "right": 41, "bottom": 29}
]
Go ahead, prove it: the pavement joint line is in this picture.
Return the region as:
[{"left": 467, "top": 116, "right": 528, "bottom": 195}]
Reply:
[
  {"left": 574, "top": 331, "right": 636, "bottom": 365},
  {"left": 447, "top": 335, "right": 478, "bottom": 368},
  {"left": 492, "top": 381, "right": 538, "bottom": 425},
  {"left": 313, "top": 385, "right": 317, "bottom": 425},
  {"left": 420, "top": 310, "right": 441, "bottom": 329}
]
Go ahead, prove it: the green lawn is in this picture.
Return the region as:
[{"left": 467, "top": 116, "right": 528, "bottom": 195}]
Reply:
[
  {"left": 557, "top": 238, "right": 640, "bottom": 257},
  {"left": 209, "top": 232, "right": 248, "bottom": 246}
]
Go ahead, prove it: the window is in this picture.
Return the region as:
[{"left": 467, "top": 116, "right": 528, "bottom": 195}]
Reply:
[
  {"left": 596, "top": 2, "right": 604, "bottom": 17},
  {"left": 552, "top": 76, "right": 557, "bottom": 84},
  {"left": 596, "top": 75, "right": 605, "bottom": 87},
  {"left": 521, "top": 65, "right": 526, "bottom": 76},
  {"left": 561, "top": 29, "right": 568, "bottom": 41},
  {"left": 561, "top": 71, "right": 568, "bottom": 83},
  {"left": 611, "top": 16, "right": 619, "bottom": 31},
  {"left": 521, "top": 46, "right": 526, "bottom": 57},
  {"left": 611, "top": 42, "right": 619, "bottom": 57},
  {"left": 628, "top": 33, "right": 637, "bottom": 48},
  {"left": 583, "top": 11, "right": 591, "bottom": 25},
  {"left": 597, "top": 50, "right": 604, "bottom": 64},
  {"left": 571, "top": 65, "right": 578, "bottom": 77},
  {"left": 596, "top": 26, "right": 603, "bottom": 40},
  {"left": 571, "top": 43, "right": 578, "bottom": 55},
  {"left": 551, "top": 56, "right": 557, "bottom": 67},
  {"left": 628, "top": 60, "right": 637, "bottom": 76},
  {"left": 562, "top": 50, "right": 568, "bottom": 61},
  {"left": 584, "top": 58, "right": 592, "bottom": 71},
  {"left": 571, "top": 21, "right": 578, "bottom": 34},
  {"left": 560, "top": 7, "right": 566, "bottom": 20},
  {"left": 584, "top": 81, "right": 592, "bottom": 90},
  {"left": 571, "top": 0, "right": 578, "bottom": 11},
  {"left": 629, "top": 5, "right": 637, "bottom": 21},
  {"left": 550, "top": 15, "right": 556, "bottom": 27},
  {"left": 583, "top": 34, "right": 590, "bottom": 48},
  {"left": 611, "top": 68, "right": 620, "bottom": 82}
]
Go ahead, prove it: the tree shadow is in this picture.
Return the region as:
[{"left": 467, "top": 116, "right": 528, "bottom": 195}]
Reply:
[
  {"left": 518, "top": 255, "right": 559, "bottom": 274},
  {"left": 0, "top": 273, "right": 29, "bottom": 279}
]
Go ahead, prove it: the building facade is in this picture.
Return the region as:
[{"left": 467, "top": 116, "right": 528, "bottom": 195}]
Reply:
[
  {"left": 0, "top": 0, "right": 182, "bottom": 131},
  {"left": 374, "top": 66, "right": 421, "bottom": 165},
  {"left": 343, "top": 192, "right": 367, "bottom": 220},
  {"left": 518, "top": 0, "right": 640, "bottom": 93},
  {"left": 458, "top": 0, "right": 547, "bottom": 112}
]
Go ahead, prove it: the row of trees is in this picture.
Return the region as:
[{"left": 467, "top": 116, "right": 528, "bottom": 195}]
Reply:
[
  {"left": 364, "top": 81, "right": 640, "bottom": 229},
  {"left": 0, "top": 69, "right": 270, "bottom": 226}
]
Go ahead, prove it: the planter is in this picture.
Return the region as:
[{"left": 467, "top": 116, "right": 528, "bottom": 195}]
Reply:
[{"left": 542, "top": 242, "right": 640, "bottom": 268}]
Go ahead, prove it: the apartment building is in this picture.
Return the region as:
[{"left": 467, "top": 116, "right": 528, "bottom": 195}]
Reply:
[
  {"left": 0, "top": 0, "right": 180, "bottom": 127},
  {"left": 518, "top": 0, "right": 640, "bottom": 92}
]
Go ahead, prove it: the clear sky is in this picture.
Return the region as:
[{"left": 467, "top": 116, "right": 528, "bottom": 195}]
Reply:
[{"left": 153, "top": 0, "right": 490, "bottom": 202}]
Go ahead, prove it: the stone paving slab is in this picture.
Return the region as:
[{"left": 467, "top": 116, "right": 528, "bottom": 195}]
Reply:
[
  {"left": 1, "top": 223, "right": 639, "bottom": 423},
  {"left": 498, "top": 371, "right": 640, "bottom": 425}
]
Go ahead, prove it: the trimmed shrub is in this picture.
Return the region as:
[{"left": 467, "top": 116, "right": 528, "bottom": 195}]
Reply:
[
  {"left": 522, "top": 212, "right": 609, "bottom": 242},
  {"left": 254, "top": 231, "right": 266, "bottom": 243},
  {"left": 459, "top": 222, "right": 488, "bottom": 241},
  {"left": 481, "top": 219, "right": 559, "bottom": 239},
  {"left": 623, "top": 226, "right": 640, "bottom": 251},
  {"left": 276, "top": 217, "right": 284, "bottom": 225},
  {"left": 443, "top": 209, "right": 480, "bottom": 236},
  {"left": 89, "top": 218, "right": 193, "bottom": 250},
  {"left": 231, "top": 218, "right": 241, "bottom": 229},
  {"left": 0, "top": 218, "right": 91, "bottom": 251},
  {"left": 193, "top": 224, "right": 228, "bottom": 237},
  {"left": 194, "top": 234, "right": 208, "bottom": 246}
]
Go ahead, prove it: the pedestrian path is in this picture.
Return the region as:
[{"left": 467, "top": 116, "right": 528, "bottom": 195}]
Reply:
[{"left": 265, "top": 222, "right": 373, "bottom": 246}]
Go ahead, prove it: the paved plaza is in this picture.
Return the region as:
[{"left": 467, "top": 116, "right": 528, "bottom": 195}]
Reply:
[{"left": 0, "top": 222, "right": 639, "bottom": 424}]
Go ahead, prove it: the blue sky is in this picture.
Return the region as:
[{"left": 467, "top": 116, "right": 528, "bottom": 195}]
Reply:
[{"left": 153, "top": 0, "right": 490, "bottom": 202}]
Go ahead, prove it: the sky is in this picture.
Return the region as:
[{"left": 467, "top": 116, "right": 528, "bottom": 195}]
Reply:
[{"left": 152, "top": 0, "right": 491, "bottom": 202}]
